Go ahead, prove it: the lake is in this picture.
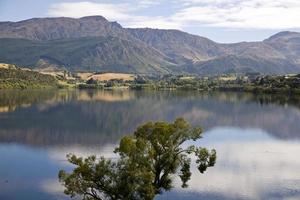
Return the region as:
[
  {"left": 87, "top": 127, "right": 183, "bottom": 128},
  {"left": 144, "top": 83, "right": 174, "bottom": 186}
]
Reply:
[{"left": 0, "top": 89, "right": 300, "bottom": 200}]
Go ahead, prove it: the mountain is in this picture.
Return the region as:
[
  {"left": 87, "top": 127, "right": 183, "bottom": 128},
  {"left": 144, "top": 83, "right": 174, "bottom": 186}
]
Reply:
[
  {"left": 191, "top": 55, "right": 298, "bottom": 75},
  {"left": 0, "top": 16, "right": 300, "bottom": 75},
  {"left": 264, "top": 31, "right": 300, "bottom": 65},
  {"left": 0, "top": 17, "right": 177, "bottom": 74},
  {"left": 0, "top": 16, "right": 130, "bottom": 40},
  {"left": 127, "top": 28, "right": 223, "bottom": 63},
  {"left": 0, "top": 37, "right": 174, "bottom": 74}
]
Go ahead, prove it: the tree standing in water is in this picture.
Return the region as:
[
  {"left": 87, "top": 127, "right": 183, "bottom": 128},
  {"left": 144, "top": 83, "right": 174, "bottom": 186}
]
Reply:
[{"left": 59, "top": 118, "right": 216, "bottom": 200}]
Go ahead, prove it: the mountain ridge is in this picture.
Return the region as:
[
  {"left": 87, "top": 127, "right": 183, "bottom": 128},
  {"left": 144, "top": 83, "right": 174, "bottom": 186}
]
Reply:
[{"left": 0, "top": 16, "right": 300, "bottom": 75}]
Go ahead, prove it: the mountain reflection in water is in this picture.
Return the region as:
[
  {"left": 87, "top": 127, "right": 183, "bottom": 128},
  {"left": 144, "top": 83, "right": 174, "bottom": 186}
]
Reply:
[{"left": 0, "top": 89, "right": 300, "bottom": 200}]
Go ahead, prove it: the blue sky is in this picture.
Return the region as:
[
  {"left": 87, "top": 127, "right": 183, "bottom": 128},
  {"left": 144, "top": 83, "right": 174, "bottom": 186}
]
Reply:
[{"left": 1, "top": 0, "right": 300, "bottom": 43}]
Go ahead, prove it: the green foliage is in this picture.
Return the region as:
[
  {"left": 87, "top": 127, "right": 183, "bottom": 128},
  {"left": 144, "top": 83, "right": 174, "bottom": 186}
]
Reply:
[
  {"left": 86, "top": 78, "right": 98, "bottom": 85},
  {"left": 59, "top": 118, "right": 216, "bottom": 200},
  {"left": 0, "top": 68, "right": 58, "bottom": 89},
  {"left": 129, "top": 74, "right": 300, "bottom": 94}
]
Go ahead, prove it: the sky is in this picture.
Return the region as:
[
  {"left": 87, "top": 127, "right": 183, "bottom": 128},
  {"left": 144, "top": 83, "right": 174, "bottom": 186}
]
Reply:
[{"left": 1, "top": 0, "right": 300, "bottom": 43}]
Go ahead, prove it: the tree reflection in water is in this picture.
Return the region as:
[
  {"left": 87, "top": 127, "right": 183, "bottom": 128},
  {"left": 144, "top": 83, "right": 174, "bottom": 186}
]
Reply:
[
  {"left": 0, "top": 89, "right": 300, "bottom": 147},
  {"left": 1, "top": 89, "right": 300, "bottom": 199}
]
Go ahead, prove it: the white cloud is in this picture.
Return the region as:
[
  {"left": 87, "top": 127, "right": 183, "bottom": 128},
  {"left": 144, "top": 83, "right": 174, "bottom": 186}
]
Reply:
[
  {"left": 48, "top": 1, "right": 132, "bottom": 21},
  {"left": 137, "top": 0, "right": 161, "bottom": 8},
  {"left": 47, "top": 1, "right": 180, "bottom": 29},
  {"left": 125, "top": 16, "right": 181, "bottom": 29},
  {"left": 47, "top": 0, "right": 300, "bottom": 30},
  {"left": 174, "top": 128, "right": 300, "bottom": 199},
  {"left": 176, "top": 0, "right": 300, "bottom": 29}
]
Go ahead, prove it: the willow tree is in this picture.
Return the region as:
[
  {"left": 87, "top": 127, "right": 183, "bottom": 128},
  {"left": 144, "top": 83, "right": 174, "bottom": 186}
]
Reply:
[{"left": 59, "top": 118, "right": 216, "bottom": 200}]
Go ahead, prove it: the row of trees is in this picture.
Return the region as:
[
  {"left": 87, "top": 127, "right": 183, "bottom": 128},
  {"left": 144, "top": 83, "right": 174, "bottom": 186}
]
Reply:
[{"left": 79, "top": 73, "right": 300, "bottom": 93}]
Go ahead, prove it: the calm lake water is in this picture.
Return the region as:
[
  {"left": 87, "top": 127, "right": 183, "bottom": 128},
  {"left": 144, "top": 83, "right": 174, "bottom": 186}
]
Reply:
[{"left": 0, "top": 89, "right": 300, "bottom": 200}]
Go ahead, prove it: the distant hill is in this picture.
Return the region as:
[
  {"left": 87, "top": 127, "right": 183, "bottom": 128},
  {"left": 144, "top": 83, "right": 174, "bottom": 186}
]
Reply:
[
  {"left": 127, "top": 28, "right": 224, "bottom": 63},
  {"left": 191, "top": 55, "right": 299, "bottom": 75},
  {"left": 0, "top": 16, "right": 300, "bottom": 75},
  {"left": 264, "top": 31, "right": 300, "bottom": 65}
]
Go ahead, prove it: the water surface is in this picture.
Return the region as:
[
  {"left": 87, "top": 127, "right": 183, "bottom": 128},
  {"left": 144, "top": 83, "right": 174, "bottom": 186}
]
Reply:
[{"left": 0, "top": 89, "right": 300, "bottom": 200}]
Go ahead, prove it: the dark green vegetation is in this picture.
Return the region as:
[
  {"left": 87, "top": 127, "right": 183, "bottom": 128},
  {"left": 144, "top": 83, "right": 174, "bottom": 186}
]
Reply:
[
  {"left": 169, "top": 74, "right": 300, "bottom": 94},
  {"left": 1, "top": 62, "right": 298, "bottom": 93},
  {"left": 78, "top": 73, "right": 300, "bottom": 94},
  {"left": 240, "top": 75, "right": 300, "bottom": 94},
  {"left": 59, "top": 118, "right": 216, "bottom": 200},
  {"left": 78, "top": 78, "right": 133, "bottom": 89},
  {"left": 0, "top": 67, "right": 58, "bottom": 89},
  {"left": 1, "top": 16, "right": 300, "bottom": 75}
]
